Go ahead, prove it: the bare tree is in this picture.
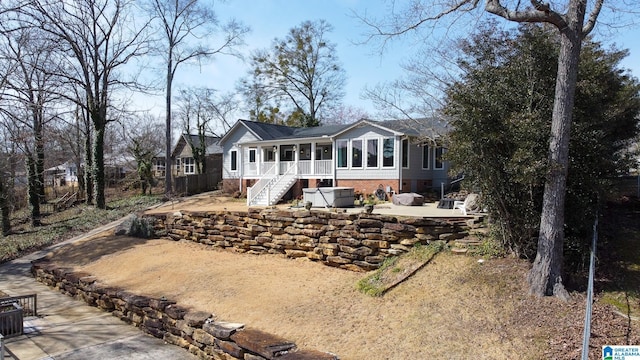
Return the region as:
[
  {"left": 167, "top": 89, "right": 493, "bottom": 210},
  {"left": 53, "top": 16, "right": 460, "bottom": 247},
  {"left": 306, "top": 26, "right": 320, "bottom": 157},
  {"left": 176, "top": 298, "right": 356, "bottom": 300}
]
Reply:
[
  {"left": 240, "top": 19, "right": 346, "bottom": 127},
  {"left": 0, "top": 25, "right": 63, "bottom": 225},
  {"left": 13, "top": 0, "right": 152, "bottom": 209},
  {"left": 322, "top": 105, "right": 371, "bottom": 125},
  {"left": 147, "top": 0, "right": 248, "bottom": 198},
  {"left": 177, "top": 87, "right": 235, "bottom": 174},
  {"left": 125, "top": 113, "right": 163, "bottom": 195},
  {"left": 358, "top": 0, "right": 633, "bottom": 299},
  {"left": 0, "top": 51, "right": 15, "bottom": 235}
]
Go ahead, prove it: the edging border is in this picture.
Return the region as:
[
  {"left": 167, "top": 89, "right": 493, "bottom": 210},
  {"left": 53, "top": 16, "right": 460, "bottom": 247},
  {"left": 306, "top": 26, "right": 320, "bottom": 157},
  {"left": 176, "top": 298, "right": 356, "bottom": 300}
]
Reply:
[{"left": 31, "top": 259, "right": 338, "bottom": 360}]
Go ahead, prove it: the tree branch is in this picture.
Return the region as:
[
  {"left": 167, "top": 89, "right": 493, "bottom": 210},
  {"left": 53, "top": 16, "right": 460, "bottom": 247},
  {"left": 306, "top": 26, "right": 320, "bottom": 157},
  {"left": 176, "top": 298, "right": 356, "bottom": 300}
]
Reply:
[
  {"left": 582, "top": 0, "right": 604, "bottom": 36},
  {"left": 485, "top": 0, "right": 567, "bottom": 29}
]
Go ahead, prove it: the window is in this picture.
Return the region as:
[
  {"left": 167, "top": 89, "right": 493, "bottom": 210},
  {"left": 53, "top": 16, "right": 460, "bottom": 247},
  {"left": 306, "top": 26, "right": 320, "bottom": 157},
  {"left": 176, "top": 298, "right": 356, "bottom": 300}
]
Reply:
[
  {"left": 155, "top": 158, "right": 165, "bottom": 169},
  {"left": 175, "top": 158, "right": 181, "bottom": 172},
  {"left": 422, "top": 145, "right": 431, "bottom": 169},
  {"left": 281, "top": 145, "right": 295, "bottom": 161},
  {"left": 230, "top": 150, "right": 237, "bottom": 171},
  {"left": 352, "top": 139, "right": 362, "bottom": 168},
  {"left": 402, "top": 139, "right": 408, "bottom": 168},
  {"left": 316, "top": 144, "right": 332, "bottom": 160},
  {"left": 337, "top": 140, "right": 348, "bottom": 168},
  {"left": 435, "top": 147, "right": 445, "bottom": 169},
  {"left": 264, "top": 147, "right": 275, "bottom": 161},
  {"left": 367, "top": 139, "right": 378, "bottom": 168},
  {"left": 299, "top": 144, "right": 311, "bottom": 160},
  {"left": 383, "top": 138, "right": 394, "bottom": 167},
  {"left": 184, "top": 157, "right": 195, "bottom": 174},
  {"left": 249, "top": 149, "right": 256, "bottom": 163}
]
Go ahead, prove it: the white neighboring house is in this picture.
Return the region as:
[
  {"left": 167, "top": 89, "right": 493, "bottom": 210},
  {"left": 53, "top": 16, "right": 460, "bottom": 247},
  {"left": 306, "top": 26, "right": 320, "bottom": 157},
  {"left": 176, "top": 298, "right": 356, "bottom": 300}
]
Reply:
[
  {"left": 45, "top": 161, "right": 79, "bottom": 187},
  {"left": 219, "top": 118, "right": 451, "bottom": 206}
]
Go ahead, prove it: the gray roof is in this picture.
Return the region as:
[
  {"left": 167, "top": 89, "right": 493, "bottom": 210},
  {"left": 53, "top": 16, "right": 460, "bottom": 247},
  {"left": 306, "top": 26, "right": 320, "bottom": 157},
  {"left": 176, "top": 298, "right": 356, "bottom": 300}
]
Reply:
[
  {"left": 224, "top": 118, "right": 448, "bottom": 144},
  {"left": 375, "top": 118, "right": 450, "bottom": 137},
  {"left": 240, "top": 120, "right": 296, "bottom": 140},
  {"left": 174, "top": 134, "right": 222, "bottom": 156}
]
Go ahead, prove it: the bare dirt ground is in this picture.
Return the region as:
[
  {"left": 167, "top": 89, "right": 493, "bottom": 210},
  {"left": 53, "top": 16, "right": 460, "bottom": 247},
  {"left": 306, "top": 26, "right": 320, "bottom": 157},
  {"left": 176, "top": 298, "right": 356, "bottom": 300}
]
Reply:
[
  {"left": 39, "top": 191, "right": 640, "bottom": 359},
  {"left": 46, "top": 229, "right": 639, "bottom": 360}
]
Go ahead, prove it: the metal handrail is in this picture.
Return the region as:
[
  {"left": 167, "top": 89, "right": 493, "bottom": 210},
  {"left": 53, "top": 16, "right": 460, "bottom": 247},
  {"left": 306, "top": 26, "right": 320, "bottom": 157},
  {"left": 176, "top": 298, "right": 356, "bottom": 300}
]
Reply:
[
  {"left": 0, "top": 294, "right": 37, "bottom": 317},
  {"left": 0, "top": 303, "right": 24, "bottom": 339},
  {"left": 581, "top": 214, "right": 599, "bottom": 360}
]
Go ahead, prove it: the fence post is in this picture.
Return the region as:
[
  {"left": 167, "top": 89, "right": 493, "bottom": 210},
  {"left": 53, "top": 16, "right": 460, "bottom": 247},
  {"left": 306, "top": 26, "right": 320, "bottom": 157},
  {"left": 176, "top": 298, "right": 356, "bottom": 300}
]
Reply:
[
  {"left": 581, "top": 214, "right": 599, "bottom": 360},
  {"left": 1, "top": 333, "right": 4, "bottom": 360}
]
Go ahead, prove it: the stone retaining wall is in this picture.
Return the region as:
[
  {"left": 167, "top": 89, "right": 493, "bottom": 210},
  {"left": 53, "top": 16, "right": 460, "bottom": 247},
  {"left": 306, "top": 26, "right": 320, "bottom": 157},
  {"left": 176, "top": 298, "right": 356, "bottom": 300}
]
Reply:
[
  {"left": 145, "top": 208, "right": 475, "bottom": 271},
  {"left": 31, "top": 260, "right": 338, "bottom": 360}
]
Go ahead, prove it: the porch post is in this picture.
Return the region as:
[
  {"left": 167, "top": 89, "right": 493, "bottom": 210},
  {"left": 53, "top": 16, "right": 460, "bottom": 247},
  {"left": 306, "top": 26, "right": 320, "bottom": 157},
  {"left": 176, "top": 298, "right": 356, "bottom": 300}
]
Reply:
[
  {"left": 274, "top": 145, "right": 280, "bottom": 175},
  {"left": 310, "top": 142, "right": 316, "bottom": 176},
  {"left": 257, "top": 146, "right": 262, "bottom": 175},
  {"left": 294, "top": 144, "right": 299, "bottom": 175}
]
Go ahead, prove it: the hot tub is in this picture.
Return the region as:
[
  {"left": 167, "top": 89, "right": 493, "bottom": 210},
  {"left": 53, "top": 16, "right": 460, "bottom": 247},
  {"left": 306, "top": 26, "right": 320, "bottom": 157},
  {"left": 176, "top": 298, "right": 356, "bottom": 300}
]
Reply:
[{"left": 303, "top": 187, "right": 355, "bottom": 208}]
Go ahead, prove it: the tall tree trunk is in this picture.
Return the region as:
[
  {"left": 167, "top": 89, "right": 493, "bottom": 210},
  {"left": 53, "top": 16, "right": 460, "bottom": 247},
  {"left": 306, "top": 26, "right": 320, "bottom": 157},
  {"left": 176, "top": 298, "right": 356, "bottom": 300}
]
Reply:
[
  {"left": 164, "top": 56, "right": 173, "bottom": 198},
  {"left": 84, "top": 111, "right": 94, "bottom": 205},
  {"left": 528, "top": 1, "right": 585, "bottom": 299},
  {"left": 93, "top": 124, "right": 106, "bottom": 209},
  {"left": 35, "top": 123, "right": 46, "bottom": 203},
  {"left": 26, "top": 156, "right": 41, "bottom": 226},
  {"left": 0, "top": 174, "right": 10, "bottom": 236}
]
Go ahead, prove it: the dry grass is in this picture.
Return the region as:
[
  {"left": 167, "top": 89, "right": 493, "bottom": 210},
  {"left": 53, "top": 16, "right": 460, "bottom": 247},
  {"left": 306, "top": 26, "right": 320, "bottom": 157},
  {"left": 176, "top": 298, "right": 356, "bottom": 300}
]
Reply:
[
  {"left": 0, "top": 194, "right": 162, "bottom": 264},
  {"left": 45, "top": 234, "right": 631, "bottom": 360}
]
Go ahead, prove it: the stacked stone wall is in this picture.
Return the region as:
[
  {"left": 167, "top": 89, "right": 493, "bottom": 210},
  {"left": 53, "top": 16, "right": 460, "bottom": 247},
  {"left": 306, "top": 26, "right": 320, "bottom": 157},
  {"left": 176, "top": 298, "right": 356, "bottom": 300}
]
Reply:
[
  {"left": 146, "top": 208, "right": 473, "bottom": 271},
  {"left": 31, "top": 260, "right": 338, "bottom": 360}
]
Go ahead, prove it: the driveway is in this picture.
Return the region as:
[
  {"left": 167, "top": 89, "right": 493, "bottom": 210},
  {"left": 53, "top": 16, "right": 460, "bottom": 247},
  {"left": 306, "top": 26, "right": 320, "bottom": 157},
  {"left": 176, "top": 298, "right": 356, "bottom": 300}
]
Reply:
[{"left": 0, "top": 220, "right": 196, "bottom": 360}]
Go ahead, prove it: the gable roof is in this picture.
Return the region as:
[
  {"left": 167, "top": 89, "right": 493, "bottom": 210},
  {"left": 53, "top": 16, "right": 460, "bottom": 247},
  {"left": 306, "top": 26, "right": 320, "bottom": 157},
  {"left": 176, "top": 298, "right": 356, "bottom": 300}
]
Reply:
[
  {"left": 220, "top": 117, "right": 449, "bottom": 146},
  {"left": 172, "top": 134, "right": 222, "bottom": 157}
]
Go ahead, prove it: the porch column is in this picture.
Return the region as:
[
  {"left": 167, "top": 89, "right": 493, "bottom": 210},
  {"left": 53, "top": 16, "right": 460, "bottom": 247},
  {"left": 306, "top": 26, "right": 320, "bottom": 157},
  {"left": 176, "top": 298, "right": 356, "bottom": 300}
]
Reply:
[
  {"left": 310, "top": 142, "right": 316, "bottom": 176},
  {"left": 274, "top": 145, "right": 280, "bottom": 175},
  {"left": 294, "top": 144, "right": 299, "bottom": 175},
  {"left": 257, "top": 146, "right": 262, "bottom": 175}
]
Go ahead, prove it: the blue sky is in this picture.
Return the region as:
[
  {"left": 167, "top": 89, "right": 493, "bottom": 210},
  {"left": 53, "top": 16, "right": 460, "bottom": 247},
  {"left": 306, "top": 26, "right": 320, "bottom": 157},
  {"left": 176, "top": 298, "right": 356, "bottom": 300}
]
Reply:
[{"left": 162, "top": 0, "right": 640, "bottom": 119}]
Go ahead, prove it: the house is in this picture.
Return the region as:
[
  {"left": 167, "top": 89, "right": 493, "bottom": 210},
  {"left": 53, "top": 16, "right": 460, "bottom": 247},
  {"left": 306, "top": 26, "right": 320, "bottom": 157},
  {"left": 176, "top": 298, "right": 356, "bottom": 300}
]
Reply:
[
  {"left": 219, "top": 118, "right": 451, "bottom": 206},
  {"left": 171, "top": 134, "right": 223, "bottom": 177},
  {"left": 44, "top": 161, "right": 81, "bottom": 187}
]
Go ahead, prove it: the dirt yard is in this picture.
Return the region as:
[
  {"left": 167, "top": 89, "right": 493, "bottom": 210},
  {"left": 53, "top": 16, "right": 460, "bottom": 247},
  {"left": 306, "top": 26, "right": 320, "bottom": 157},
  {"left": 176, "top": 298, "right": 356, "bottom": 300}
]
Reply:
[{"left": 45, "top": 230, "right": 639, "bottom": 360}]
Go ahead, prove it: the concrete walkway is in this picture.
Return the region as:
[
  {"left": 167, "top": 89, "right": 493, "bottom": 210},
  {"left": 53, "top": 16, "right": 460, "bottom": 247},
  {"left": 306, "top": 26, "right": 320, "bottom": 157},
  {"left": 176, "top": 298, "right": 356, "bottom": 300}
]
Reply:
[{"left": 0, "top": 220, "right": 196, "bottom": 360}]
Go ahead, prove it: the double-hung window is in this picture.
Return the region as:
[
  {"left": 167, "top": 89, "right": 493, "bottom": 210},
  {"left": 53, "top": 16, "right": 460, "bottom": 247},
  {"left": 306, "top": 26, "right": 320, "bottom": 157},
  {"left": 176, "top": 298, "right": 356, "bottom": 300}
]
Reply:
[
  {"left": 337, "top": 140, "right": 348, "bottom": 168},
  {"left": 367, "top": 139, "right": 378, "bottom": 168},
  {"left": 230, "top": 150, "right": 238, "bottom": 171},
  {"left": 422, "top": 145, "right": 431, "bottom": 169},
  {"left": 352, "top": 139, "right": 363, "bottom": 168},
  {"left": 434, "top": 147, "right": 445, "bottom": 170},
  {"left": 184, "top": 157, "right": 195, "bottom": 174},
  {"left": 401, "top": 139, "right": 409, "bottom": 168},
  {"left": 383, "top": 138, "right": 394, "bottom": 167}
]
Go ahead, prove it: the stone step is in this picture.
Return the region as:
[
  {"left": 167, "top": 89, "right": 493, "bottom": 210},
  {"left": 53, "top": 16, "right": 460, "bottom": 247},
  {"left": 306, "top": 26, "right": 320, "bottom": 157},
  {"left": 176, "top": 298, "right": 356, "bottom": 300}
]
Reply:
[
  {"left": 454, "top": 238, "right": 483, "bottom": 247},
  {"left": 450, "top": 247, "right": 468, "bottom": 255}
]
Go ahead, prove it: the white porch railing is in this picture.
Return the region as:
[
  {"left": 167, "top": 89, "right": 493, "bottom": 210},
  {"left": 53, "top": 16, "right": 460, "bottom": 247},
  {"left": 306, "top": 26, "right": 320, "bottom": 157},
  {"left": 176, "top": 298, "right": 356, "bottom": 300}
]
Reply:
[
  {"left": 279, "top": 161, "right": 294, "bottom": 175},
  {"left": 243, "top": 159, "right": 333, "bottom": 177},
  {"left": 260, "top": 162, "right": 277, "bottom": 175},
  {"left": 314, "top": 160, "right": 332, "bottom": 175},
  {"left": 245, "top": 162, "right": 258, "bottom": 176},
  {"left": 247, "top": 163, "right": 277, "bottom": 206}
]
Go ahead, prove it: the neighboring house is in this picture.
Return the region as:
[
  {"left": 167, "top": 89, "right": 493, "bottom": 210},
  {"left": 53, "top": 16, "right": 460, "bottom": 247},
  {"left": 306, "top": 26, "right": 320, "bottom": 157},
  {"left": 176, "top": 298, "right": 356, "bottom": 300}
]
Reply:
[
  {"left": 44, "top": 161, "right": 79, "bottom": 187},
  {"left": 219, "top": 118, "right": 451, "bottom": 206},
  {"left": 151, "top": 156, "right": 166, "bottom": 178},
  {"left": 171, "top": 134, "right": 223, "bottom": 177}
]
